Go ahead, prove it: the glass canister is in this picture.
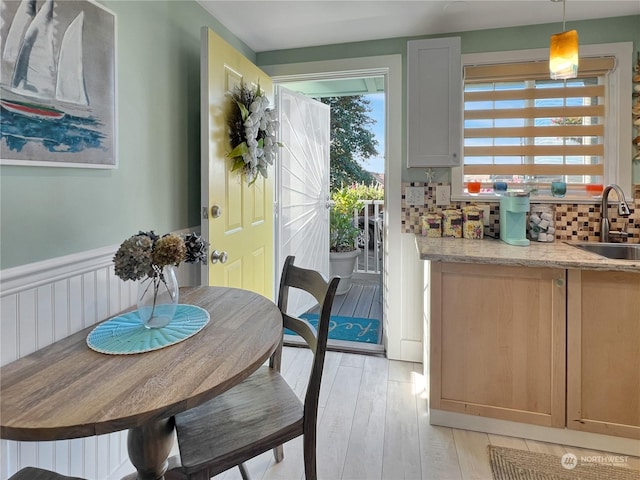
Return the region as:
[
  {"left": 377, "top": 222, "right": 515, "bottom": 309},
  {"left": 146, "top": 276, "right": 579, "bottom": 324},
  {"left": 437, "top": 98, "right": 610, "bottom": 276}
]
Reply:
[
  {"left": 442, "top": 209, "right": 463, "bottom": 238},
  {"left": 421, "top": 212, "right": 442, "bottom": 237},
  {"left": 462, "top": 205, "right": 484, "bottom": 239},
  {"left": 528, "top": 204, "right": 556, "bottom": 242}
]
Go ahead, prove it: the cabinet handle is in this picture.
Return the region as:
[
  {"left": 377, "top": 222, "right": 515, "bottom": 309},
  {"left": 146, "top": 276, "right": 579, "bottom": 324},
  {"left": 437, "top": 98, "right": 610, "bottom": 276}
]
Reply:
[{"left": 554, "top": 278, "right": 565, "bottom": 287}]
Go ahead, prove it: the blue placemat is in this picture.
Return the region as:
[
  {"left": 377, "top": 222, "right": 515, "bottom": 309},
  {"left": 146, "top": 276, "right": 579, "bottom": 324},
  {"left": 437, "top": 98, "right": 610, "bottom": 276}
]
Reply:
[{"left": 87, "top": 304, "right": 209, "bottom": 355}]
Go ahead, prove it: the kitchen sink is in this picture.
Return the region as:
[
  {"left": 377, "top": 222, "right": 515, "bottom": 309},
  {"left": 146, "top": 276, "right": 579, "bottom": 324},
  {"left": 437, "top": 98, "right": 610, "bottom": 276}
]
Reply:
[{"left": 569, "top": 242, "right": 640, "bottom": 260}]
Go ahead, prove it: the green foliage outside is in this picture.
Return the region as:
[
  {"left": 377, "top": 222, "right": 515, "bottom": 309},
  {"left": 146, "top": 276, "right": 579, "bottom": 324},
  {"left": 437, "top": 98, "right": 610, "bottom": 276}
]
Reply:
[
  {"left": 330, "top": 185, "right": 364, "bottom": 252},
  {"left": 347, "top": 182, "right": 384, "bottom": 201},
  {"left": 329, "top": 183, "right": 383, "bottom": 252},
  {"left": 317, "top": 96, "right": 379, "bottom": 191}
]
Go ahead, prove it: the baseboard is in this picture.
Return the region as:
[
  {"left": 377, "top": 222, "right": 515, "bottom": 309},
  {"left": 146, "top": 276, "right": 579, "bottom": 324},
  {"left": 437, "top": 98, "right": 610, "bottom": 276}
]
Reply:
[{"left": 430, "top": 409, "right": 640, "bottom": 456}]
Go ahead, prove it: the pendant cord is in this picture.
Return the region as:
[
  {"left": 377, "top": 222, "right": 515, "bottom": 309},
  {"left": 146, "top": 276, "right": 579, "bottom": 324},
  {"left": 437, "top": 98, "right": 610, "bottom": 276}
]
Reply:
[{"left": 561, "top": 2, "right": 567, "bottom": 114}]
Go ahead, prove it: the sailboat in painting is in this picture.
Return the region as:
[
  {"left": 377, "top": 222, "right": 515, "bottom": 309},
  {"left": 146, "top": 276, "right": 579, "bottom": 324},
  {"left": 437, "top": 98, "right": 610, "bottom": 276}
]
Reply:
[{"left": 1, "top": 0, "right": 89, "bottom": 120}]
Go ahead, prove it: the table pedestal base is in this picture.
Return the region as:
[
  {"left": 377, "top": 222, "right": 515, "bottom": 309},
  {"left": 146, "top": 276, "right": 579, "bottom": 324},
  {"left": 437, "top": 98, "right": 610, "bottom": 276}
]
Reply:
[{"left": 126, "top": 418, "right": 175, "bottom": 480}]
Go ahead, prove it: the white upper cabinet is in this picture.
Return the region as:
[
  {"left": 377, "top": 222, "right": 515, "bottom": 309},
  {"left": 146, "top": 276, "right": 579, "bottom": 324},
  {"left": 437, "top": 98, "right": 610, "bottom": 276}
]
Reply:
[{"left": 407, "top": 37, "right": 462, "bottom": 167}]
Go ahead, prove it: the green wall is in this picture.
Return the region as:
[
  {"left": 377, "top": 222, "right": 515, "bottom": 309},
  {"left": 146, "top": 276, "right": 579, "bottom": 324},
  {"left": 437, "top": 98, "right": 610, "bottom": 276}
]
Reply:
[
  {"left": 1, "top": 7, "right": 638, "bottom": 270},
  {"left": 257, "top": 15, "right": 640, "bottom": 185},
  {"left": 0, "top": 1, "right": 253, "bottom": 270}
]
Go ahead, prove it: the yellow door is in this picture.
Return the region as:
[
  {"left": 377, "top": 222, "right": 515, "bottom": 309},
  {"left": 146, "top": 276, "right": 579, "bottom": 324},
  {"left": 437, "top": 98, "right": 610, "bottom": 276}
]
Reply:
[{"left": 201, "top": 28, "right": 273, "bottom": 299}]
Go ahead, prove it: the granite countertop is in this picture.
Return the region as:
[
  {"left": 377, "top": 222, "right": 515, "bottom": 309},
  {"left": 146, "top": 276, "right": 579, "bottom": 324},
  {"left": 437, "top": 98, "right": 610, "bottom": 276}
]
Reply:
[{"left": 415, "top": 236, "right": 640, "bottom": 273}]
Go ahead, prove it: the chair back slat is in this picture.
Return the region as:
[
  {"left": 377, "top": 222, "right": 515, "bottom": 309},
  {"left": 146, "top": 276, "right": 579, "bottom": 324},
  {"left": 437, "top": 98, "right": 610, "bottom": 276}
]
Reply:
[
  {"left": 283, "top": 314, "right": 318, "bottom": 352},
  {"left": 277, "top": 257, "right": 331, "bottom": 314}
]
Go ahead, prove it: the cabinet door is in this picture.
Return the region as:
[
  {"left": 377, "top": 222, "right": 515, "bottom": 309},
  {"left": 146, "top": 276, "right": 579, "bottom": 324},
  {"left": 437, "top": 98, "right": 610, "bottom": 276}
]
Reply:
[
  {"left": 430, "top": 262, "right": 566, "bottom": 427},
  {"left": 407, "top": 37, "right": 462, "bottom": 167},
  {"left": 567, "top": 270, "right": 640, "bottom": 440}
]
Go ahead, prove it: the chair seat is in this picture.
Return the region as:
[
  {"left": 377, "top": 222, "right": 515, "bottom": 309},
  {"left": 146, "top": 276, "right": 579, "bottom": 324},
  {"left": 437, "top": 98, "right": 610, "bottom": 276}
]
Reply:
[
  {"left": 175, "top": 366, "right": 304, "bottom": 475},
  {"left": 10, "top": 468, "right": 85, "bottom": 480}
]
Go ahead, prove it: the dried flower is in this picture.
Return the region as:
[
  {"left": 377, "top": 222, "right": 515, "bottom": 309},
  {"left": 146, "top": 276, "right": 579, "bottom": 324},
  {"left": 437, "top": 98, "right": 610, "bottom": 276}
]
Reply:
[
  {"left": 113, "top": 233, "right": 154, "bottom": 281},
  {"left": 113, "top": 231, "right": 208, "bottom": 282},
  {"left": 153, "top": 234, "right": 186, "bottom": 267},
  {"left": 183, "top": 232, "right": 208, "bottom": 264}
]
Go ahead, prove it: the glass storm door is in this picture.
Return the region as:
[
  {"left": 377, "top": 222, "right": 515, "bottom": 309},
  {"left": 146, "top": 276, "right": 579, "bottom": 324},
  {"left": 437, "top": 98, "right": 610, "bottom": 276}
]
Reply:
[{"left": 276, "top": 86, "right": 331, "bottom": 315}]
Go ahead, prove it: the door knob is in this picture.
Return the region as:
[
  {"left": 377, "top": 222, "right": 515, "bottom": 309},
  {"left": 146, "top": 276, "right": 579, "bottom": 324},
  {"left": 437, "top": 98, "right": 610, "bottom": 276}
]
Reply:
[
  {"left": 211, "top": 205, "right": 222, "bottom": 218},
  {"left": 211, "top": 250, "right": 228, "bottom": 264}
]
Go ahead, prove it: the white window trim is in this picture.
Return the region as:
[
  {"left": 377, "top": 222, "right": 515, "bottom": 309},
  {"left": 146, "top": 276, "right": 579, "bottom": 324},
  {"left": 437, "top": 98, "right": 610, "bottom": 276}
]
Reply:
[{"left": 452, "top": 42, "right": 633, "bottom": 203}]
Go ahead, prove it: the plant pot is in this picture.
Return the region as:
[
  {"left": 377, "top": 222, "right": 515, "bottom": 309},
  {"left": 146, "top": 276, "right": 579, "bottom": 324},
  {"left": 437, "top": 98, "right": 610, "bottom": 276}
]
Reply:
[{"left": 330, "top": 248, "right": 360, "bottom": 295}]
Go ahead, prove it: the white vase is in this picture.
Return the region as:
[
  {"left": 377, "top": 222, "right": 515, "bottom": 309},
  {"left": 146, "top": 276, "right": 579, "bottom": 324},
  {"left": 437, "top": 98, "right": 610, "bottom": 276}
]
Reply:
[
  {"left": 329, "top": 248, "right": 360, "bottom": 295},
  {"left": 137, "top": 265, "right": 179, "bottom": 329}
]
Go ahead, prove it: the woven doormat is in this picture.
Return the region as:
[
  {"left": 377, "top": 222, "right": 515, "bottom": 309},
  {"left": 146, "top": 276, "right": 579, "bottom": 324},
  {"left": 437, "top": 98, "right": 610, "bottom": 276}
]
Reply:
[
  {"left": 489, "top": 446, "right": 640, "bottom": 480},
  {"left": 285, "top": 313, "right": 381, "bottom": 344}
]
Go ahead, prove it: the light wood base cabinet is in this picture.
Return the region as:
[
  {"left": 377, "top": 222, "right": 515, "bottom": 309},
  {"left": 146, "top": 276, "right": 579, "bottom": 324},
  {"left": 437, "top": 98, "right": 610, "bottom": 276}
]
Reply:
[
  {"left": 567, "top": 269, "right": 640, "bottom": 440},
  {"left": 430, "top": 262, "right": 566, "bottom": 428}
]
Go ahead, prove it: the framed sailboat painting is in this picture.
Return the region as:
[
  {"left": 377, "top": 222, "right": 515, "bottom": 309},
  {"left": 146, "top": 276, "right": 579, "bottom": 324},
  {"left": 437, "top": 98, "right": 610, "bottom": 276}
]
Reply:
[{"left": 0, "top": 0, "right": 117, "bottom": 168}]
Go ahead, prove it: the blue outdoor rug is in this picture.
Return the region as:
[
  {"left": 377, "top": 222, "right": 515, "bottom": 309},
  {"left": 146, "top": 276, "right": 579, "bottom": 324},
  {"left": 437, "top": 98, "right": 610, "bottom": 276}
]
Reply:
[{"left": 286, "top": 313, "right": 381, "bottom": 344}]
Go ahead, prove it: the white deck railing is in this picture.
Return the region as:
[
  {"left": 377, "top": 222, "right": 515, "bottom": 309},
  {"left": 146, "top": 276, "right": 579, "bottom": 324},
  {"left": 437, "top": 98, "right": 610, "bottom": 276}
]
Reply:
[{"left": 353, "top": 199, "right": 384, "bottom": 274}]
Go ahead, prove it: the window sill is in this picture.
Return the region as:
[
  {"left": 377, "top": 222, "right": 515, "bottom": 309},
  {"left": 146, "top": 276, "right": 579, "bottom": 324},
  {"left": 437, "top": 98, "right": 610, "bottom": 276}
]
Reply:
[{"left": 451, "top": 194, "right": 606, "bottom": 205}]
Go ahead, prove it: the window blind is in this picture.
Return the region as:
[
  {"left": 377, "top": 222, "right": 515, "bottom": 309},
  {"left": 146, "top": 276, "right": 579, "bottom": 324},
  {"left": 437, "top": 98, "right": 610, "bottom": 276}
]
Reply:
[{"left": 462, "top": 57, "right": 615, "bottom": 184}]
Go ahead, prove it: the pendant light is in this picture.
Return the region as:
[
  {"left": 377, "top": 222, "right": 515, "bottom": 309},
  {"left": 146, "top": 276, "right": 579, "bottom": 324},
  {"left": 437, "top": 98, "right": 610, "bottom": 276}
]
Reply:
[{"left": 549, "top": 0, "right": 578, "bottom": 79}]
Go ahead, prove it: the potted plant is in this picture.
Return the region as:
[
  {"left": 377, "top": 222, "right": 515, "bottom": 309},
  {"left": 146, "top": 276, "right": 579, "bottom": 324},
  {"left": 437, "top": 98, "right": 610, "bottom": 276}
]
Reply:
[{"left": 330, "top": 185, "right": 364, "bottom": 295}]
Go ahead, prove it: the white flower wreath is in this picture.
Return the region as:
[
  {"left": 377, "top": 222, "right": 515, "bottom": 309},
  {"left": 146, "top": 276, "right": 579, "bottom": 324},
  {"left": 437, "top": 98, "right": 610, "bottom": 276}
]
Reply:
[{"left": 227, "top": 82, "right": 279, "bottom": 185}]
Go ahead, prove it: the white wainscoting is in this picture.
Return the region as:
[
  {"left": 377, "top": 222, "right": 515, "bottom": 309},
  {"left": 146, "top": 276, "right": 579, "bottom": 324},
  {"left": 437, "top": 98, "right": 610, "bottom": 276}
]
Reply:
[{"left": 1, "top": 234, "right": 200, "bottom": 480}]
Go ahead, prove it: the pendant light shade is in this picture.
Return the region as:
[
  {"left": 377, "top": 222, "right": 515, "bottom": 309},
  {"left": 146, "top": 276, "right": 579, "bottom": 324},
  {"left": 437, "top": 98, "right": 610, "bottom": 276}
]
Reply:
[
  {"left": 549, "top": 29, "right": 579, "bottom": 79},
  {"left": 549, "top": 0, "right": 578, "bottom": 80}
]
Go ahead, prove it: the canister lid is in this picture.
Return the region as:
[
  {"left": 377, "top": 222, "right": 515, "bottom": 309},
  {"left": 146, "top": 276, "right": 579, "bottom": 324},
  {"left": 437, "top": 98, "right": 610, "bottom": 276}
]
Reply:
[
  {"left": 503, "top": 191, "right": 530, "bottom": 197},
  {"left": 442, "top": 209, "right": 461, "bottom": 216}
]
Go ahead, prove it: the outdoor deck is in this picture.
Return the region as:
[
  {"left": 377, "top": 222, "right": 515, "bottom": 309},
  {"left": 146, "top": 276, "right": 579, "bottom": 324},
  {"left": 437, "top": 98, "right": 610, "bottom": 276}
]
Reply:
[
  {"left": 331, "top": 273, "right": 382, "bottom": 320},
  {"left": 295, "top": 273, "right": 384, "bottom": 355}
]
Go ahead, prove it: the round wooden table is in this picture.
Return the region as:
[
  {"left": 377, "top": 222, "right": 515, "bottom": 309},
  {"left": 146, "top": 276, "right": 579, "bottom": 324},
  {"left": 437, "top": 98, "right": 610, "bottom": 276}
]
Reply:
[{"left": 0, "top": 287, "right": 282, "bottom": 480}]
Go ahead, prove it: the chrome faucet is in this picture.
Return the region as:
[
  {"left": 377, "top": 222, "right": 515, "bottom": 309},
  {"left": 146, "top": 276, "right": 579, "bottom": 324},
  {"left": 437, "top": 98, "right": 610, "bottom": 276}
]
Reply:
[{"left": 600, "top": 184, "right": 631, "bottom": 242}]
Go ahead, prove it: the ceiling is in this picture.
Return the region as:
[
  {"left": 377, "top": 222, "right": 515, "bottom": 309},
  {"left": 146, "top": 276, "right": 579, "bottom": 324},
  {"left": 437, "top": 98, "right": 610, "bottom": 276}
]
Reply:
[
  {"left": 282, "top": 76, "right": 386, "bottom": 97},
  {"left": 196, "top": 1, "right": 640, "bottom": 53}
]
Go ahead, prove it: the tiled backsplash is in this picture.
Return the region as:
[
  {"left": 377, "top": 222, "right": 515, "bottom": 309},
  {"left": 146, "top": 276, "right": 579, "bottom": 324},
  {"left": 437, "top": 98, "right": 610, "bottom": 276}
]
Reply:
[{"left": 402, "top": 183, "right": 640, "bottom": 244}]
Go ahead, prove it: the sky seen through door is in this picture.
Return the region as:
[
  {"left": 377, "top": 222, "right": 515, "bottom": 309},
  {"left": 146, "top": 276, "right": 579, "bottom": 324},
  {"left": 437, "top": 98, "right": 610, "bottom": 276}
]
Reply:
[
  {"left": 280, "top": 77, "right": 385, "bottom": 177},
  {"left": 362, "top": 92, "right": 385, "bottom": 175}
]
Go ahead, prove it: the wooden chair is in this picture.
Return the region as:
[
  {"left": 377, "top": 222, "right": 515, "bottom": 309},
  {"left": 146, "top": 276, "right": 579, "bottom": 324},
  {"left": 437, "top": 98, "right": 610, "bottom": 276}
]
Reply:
[
  {"left": 9, "top": 468, "right": 85, "bottom": 480},
  {"left": 172, "top": 256, "right": 340, "bottom": 480}
]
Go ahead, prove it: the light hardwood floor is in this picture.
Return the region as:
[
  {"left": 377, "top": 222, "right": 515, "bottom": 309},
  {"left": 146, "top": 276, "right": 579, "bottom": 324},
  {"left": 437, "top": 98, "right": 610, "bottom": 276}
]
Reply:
[{"left": 200, "top": 347, "right": 640, "bottom": 480}]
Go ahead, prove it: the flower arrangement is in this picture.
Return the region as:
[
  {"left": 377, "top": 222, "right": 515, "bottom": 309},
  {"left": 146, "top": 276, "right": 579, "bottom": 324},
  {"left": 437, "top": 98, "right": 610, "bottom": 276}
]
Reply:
[
  {"left": 227, "top": 82, "right": 279, "bottom": 185},
  {"left": 113, "top": 231, "right": 208, "bottom": 327},
  {"left": 113, "top": 231, "right": 208, "bottom": 282}
]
